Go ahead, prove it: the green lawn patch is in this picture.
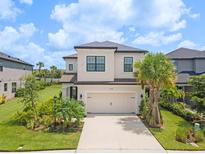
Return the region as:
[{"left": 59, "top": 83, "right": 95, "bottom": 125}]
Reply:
[
  {"left": 0, "top": 85, "right": 81, "bottom": 151},
  {"left": 150, "top": 109, "right": 205, "bottom": 150}
]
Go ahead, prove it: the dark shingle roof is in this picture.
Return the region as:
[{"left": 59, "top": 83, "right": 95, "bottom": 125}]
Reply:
[
  {"left": 63, "top": 53, "right": 77, "bottom": 59},
  {"left": 74, "top": 41, "right": 148, "bottom": 53},
  {"left": 0, "top": 51, "right": 33, "bottom": 66},
  {"left": 167, "top": 48, "right": 205, "bottom": 59}
]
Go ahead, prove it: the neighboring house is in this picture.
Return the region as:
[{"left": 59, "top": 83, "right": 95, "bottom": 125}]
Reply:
[
  {"left": 167, "top": 47, "right": 205, "bottom": 96},
  {"left": 0, "top": 52, "right": 33, "bottom": 99},
  {"left": 60, "top": 41, "right": 148, "bottom": 114}
]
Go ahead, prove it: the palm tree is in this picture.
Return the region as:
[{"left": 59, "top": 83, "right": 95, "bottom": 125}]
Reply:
[
  {"left": 36, "top": 62, "right": 44, "bottom": 78},
  {"left": 134, "top": 53, "right": 176, "bottom": 128},
  {"left": 50, "top": 65, "right": 57, "bottom": 83}
]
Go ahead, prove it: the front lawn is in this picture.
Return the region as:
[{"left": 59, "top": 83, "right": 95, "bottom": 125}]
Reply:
[
  {"left": 150, "top": 109, "right": 205, "bottom": 150},
  {"left": 0, "top": 85, "right": 81, "bottom": 151}
]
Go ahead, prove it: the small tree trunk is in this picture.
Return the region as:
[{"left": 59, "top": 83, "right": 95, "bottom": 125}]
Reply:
[{"left": 147, "top": 87, "right": 162, "bottom": 128}]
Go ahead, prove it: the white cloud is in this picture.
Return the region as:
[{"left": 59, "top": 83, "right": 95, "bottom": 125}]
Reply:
[
  {"left": 48, "top": 29, "right": 70, "bottom": 49},
  {"left": 0, "top": 0, "right": 21, "bottom": 20},
  {"left": 0, "top": 23, "right": 41, "bottom": 61},
  {"left": 148, "top": 0, "right": 192, "bottom": 31},
  {"left": 177, "top": 40, "right": 197, "bottom": 49},
  {"left": 19, "top": 0, "right": 33, "bottom": 5},
  {"left": 0, "top": 23, "right": 70, "bottom": 68},
  {"left": 19, "top": 23, "right": 37, "bottom": 38},
  {"left": 49, "top": 0, "right": 132, "bottom": 49},
  {"left": 48, "top": 0, "right": 198, "bottom": 49},
  {"left": 0, "top": 23, "right": 37, "bottom": 47},
  {"left": 133, "top": 32, "right": 182, "bottom": 46}
]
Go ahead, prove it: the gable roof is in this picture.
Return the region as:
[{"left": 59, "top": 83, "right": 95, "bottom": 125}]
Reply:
[
  {"left": 167, "top": 47, "right": 205, "bottom": 59},
  {"left": 74, "top": 41, "right": 148, "bottom": 53},
  {"left": 0, "top": 51, "right": 33, "bottom": 66}
]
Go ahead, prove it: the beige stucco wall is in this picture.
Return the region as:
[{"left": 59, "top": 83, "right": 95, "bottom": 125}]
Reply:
[
  {"left": 77, "top": 85, "right": 144, "bottom": 113},
  {"left": 65, "top": 58, "right": 77, "bottom": 73},
  {"left": 62, "top": 83, "right": 74, "bottom": 98},
  {"left": 0, "top": 67, "right": 32, "bottom": 99},
  {"left": 114, "top": 52, "right": 145, "bottom": 78},
  {"left": 76, "top": 48, "right": 115, "bottom": 81}
]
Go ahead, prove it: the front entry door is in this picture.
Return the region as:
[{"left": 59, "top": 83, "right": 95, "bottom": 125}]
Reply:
[{"left": 70, "top": 86, "right": 78, "bottom": 99}]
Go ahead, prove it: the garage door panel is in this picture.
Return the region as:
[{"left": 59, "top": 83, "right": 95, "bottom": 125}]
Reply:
[{"left": 87, "top": 93, "right": 136, "bottom": 113}]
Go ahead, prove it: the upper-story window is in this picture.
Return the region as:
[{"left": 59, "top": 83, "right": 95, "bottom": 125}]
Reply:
[
  {"left": 172, "top": 60, "right": 178, "bottom": 71},
  {"left": 86, "top": 56, "right": 105, "bottom": 72},
  {"left": 124, "top": 57, "right": 133, "bottom": 72},
  {"left": 69, "top": 64, "right": 73, "bottom": 71}
]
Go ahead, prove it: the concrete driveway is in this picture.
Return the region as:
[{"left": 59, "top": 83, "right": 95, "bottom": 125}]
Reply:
[{"left": 77, "top": 114, "right": 165, "bottom": 153}]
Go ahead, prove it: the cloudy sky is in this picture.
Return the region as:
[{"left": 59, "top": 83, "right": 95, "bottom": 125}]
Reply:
[{"left": 0, "top": 0, "right": 204, "bottom": 68}]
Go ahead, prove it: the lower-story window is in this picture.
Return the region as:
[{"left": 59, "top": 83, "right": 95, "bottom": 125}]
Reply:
[
  {"left": 0, "top": 63, "right": 3, "bottom": 72},
  {"left": 12, "top": 82, "right": 17, "bottom": 93},
  {"left": 4, "top": 83, "right": 7, "bottom": 91}
]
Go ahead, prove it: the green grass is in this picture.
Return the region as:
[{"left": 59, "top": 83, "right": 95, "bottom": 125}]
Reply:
[
  {"left": 150, "top": 109, "right": 205, "bottom": 150},
  {"left": 0, "top": 85, "right": 81, "bottom": 151}
]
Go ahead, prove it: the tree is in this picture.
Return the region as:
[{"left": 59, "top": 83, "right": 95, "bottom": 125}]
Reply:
[
  {"left": 189, "top": 74, "right": 205, "bottom": 98},
  {"left": 50, "top": 65, "right": 57, "bottom": 82},
  {"left": 134, "top": 53, "right": 176, "bottom": 128},
  {"left": 20, "top": 75, "right": 39, "bottom": 128},
  {"left": 36, "top": 62, "right": 44, "bottom": 77},
  {"left": 189, "top": 74, "right": 205, "bottom": 114},
  {"left": 41, "top": 69, "right": 50, "bottom": 82}
]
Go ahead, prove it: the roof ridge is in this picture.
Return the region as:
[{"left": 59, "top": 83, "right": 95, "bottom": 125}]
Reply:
[
  {"left": 74, "top": 40, "right": 148, "bottom": 52},
  {"left": 167, "top": 47, "right": 205, "bottom": 59}
]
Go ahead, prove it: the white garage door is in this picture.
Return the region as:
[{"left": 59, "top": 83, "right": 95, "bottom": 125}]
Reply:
[{"left": 86, "top": 93, "right": 137, "bottom": 113}]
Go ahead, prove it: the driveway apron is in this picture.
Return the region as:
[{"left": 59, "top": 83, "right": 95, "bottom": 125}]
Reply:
[{"left": 77, "top": 114, "right": 165, "bottom": 153}]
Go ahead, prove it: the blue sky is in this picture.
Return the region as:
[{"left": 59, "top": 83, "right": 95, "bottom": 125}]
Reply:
[{"left": 0, "top": 0, "right": 205, "bottom": 68}]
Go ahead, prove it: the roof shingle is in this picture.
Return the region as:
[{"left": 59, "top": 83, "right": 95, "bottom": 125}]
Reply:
[
  {"left": 0, "top": 51, "right": 33, "bottom": 66},
  {"left": 74, "top": 41, "right": 148, "bottom": 53},
  {"left": 167, "top": 48, "right": 205, "bottom": 59}
]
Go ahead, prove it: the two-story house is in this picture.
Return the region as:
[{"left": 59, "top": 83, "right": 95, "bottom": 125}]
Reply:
[
  {"left": 60, "top": 41, "right": 148, "bottom": 114},
  {"left": 0, "top": 52, "right": 33, "bottom": 99},
  {"left": 167, "top": 47, "right": 205, "bottom": 93}
]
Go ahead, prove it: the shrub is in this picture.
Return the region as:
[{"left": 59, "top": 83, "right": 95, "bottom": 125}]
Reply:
[
  {"left": 191, "top": 96, "right": 205, "bottom": 114},
  {"left": 176, "top": 127, "right": 190, "bottom": 143},
  {"left": 194, "top": 131, "right": 204, "bottom": 143},
  {"left": 55, "top": 99, "right": 85, "bottom": 127},
  {"left": 160, "top": 101, "right": 199, "bottom": 121},
  {"left": 37, "top": 99, "right": 53, "bottom": 116},
  {"left": 139, "top": 94, "right": 149, "bottom": 118},
  {"left": 0, "top": 94, "right": 6, "bottom": 105},
  {"left": 36, "top": 80, "right": 47, "bottom": 90},
  {"left": 39, "top": 115, "right": 53, "bottom": 128},
  {"left": 160, "top": 87, "right": 184, "bottom": 103},
  {"left": 15, "top": 88, "right": 25, "bottom": 97},
  {"left": 14, "top": 109, "right": 37, "bottom": 129},
  {"left": 37, "top": 99, "right": 53, "bottom": 127},
  {"left": 176, "top": 127, "right": 204, "bottom": 143}
]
